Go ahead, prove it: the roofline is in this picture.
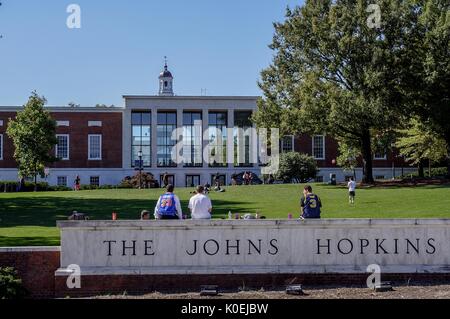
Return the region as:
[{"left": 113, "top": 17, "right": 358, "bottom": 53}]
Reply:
[
  {"left": 122, "top": 95, "right": 260, "bottom": 100},
  {"left": 0, "top": 106, "right": 125, "bottom": 112}
]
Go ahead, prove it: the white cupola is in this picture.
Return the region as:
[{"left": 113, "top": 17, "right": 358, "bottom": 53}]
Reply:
[{"left": 158, "top": 57, "right": 174, "bottom": 96}]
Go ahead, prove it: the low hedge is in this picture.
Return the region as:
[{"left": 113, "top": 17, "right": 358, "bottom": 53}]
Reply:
[{"left": 0, "top": 267, "right": 27, "bottom": 299}]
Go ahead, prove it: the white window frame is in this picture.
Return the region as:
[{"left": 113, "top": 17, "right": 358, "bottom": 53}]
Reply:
[
  {"left": 0, "top": 134, "right": 3, "bottom": 160},
  {"left": 90, "top": 176, "right": 100, "bottom": 186},
  {"left": 374, "top": 151, "right": 387, "bottom": 160},
  {"left": 55, "top": 134, "right": 70, "bottom": 160},
  {"left": 312, "top": 135, "right": 325, "bottom": 160},
  {"left": 88, "top": 134, "right": 102, "bottom": 160},
  {"left": 281, "top": 135, "right": 295, "bottom": 153},
  {"left": 57, "top": 176, "right": 68, "bottom": 187}
]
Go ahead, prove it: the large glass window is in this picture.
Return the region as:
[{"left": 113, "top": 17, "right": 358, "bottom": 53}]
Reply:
[
  {"left": 157, "top": 112, "right": 177, "bottom": 167},
  {"left": 234, "top": 111, "right": 253, "bottom": 167},
  {"left": 312, "top": 135, "right": 325, "bottom": 160},
  {"left": 208, "top": 112, "right": 227, "bottom": 167},
  {"left": 56, "top": 134, "right": 69, "bottom": 160},
  {"left": 132, "top": 112, "right": 151, "bottom": 167},
  {"left": 183, "top": 112, "right": 203, "bottom": 167}
]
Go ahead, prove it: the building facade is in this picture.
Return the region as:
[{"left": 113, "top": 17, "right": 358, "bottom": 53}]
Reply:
[{"left": 0, "top": 64, "right": 415, "bottom": 187}]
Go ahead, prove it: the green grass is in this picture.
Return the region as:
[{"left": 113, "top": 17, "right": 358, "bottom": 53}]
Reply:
[{"left": 1, "top": 184, "right": 450, "bottom": 246}]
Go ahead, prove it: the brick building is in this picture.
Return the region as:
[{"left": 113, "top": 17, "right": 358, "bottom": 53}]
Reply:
[{"left": 0, "top": 63, "right": 414, "bottom": 187}]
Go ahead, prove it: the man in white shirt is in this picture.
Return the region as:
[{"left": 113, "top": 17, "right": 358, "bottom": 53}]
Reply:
[
  {"left": 347, "top": 177, "right": 357, "bottom": 204},
  {"left": 154, "top": 185, "right": 183, "bottom": 220},
  {"left": 188, "top": 185, "right": 213, "bottom": 219}
]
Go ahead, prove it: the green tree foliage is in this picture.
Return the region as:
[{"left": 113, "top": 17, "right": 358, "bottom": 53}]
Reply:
[
  {"left": 276, "top": 152, "right": 318, "bottom": 183},
  {"left": 396, "top": 119, "right": 447, "bottom": 167},
  {"left": 6, "top": 92, "right": 57, "bottom": 190},
  {"left": 253, "top": 0, "right": 427, "bottom": 183},
  {"left": 0, "top": 267, "right": 27, "bottom": 299},
  {"left": 399, "top": 0, "right": 450, "bottom": 173}
]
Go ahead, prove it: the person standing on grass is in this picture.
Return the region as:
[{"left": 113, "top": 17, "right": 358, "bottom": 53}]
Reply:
[
  {"left": 154, "top": 184, "right": 183, "bottom": 220},
  {"left": 348, "top": 177, "right": 356, "bottom": 204},
  {"left": 188, "top": 185, "right": 212, "bottom": 219},
  {"left": 300, "top": 185, "right": 322, "bottom": 219},
  {"left": 74, "top": 175, "right": 81, "bottom": 191}
]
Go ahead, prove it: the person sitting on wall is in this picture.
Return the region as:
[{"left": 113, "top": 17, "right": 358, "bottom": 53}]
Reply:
[
  {"left": 300, "top": 185, "right": 322, "bottom": 219},
  {"left": 188, "top": 185, "right": 213, "bottom": 220},
  {"left": 140, "top": 210, "right": 151, "bottom": 220},
  {"left": 154, "top": 184, "right": 183, "bottom": 220}
]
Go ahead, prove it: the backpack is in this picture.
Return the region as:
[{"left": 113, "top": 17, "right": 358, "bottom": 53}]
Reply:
[{"left": 158, "top": 193, "right": 177, "bottom": 216}]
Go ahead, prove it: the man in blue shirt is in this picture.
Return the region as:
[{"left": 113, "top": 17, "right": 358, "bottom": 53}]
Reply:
[
  {"left": 300, "top": 185, "right": 322, "bottom": 219},
  {"left": 154, "top": 185, "right": 183, "bottom": 220}
]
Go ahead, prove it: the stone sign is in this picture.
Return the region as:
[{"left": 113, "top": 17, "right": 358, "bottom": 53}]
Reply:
[{"left": 56, "top": 219, "right": 450, "bottom": 275}]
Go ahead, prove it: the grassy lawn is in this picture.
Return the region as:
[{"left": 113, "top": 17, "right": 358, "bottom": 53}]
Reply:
[{"left": 0, "top": 184, "right": 450, "bottom": 247}]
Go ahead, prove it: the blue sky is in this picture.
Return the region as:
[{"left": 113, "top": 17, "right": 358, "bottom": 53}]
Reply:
[{"left": 0, "top": 0, "right": 303, "bottom": 106}]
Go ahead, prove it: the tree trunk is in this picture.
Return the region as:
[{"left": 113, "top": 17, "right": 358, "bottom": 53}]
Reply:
[
  {"left": 34, "top": 163, "right": 38, "bottom": 192},
  {"left": 444, "top": 132, "right": 450, "bottom": 178},
  {"left": 360, "top": 130, "right": 374, "bottom": 184},
  {"left": 418, "top": 160, "right": 424, "bottom": 178}
]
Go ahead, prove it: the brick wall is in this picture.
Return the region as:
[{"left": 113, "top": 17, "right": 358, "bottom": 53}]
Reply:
[
  {"left": 0, "top": 111, "right": 123, "bottom": 169},
  {"left": 1, "top": 248, "right": 449, "bottom": 298},
  {"left": 0, "top": 248, "right": 60, "bottom": 298},
  {"left": 54, "top": 273, "right": 450, "bottom": 298}
]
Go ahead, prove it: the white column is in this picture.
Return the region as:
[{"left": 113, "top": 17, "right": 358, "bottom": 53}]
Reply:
[
  {"left": 176, "top": 108, "right": 183, "bottom": 168},
  {"left": 151, "top": 108, "right": 158, "bottom": 168},
  {"left": 202, "top": 109, "right": 209, "bottom": 168},
  {"left": 227, "top": 109, "right": 234, "bottom": 168}
]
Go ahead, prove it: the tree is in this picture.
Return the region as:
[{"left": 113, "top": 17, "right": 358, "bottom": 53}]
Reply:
[
  {"left": 253, "top": 0, "right": 421, "bottom": 183},
  {"left": 399, "top": 0, "right": 450, "bottom": 175},
  {"left": 7, "top": 92, "right": 57, "bottom": 191},
  {"left": 395, "top": 118, "right": 448, "bottom": 177},
  {"left": 276, "top": 152, "right": 318, "bottom": 183}
]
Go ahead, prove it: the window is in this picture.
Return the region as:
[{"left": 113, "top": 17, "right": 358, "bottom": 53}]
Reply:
[
  {"left": 90, "top": 176, "right": 100, "bottom": 187},
  {"left": 56, "top": 135, "right": 69, "bottom": 160},
  {"left": 0, "top": 134, "right": 3, "bottom": 160},
  {"left": 183, "top": 112, "right": 203, "bottom": 167},
  {"left": 312, "top": 135, "right": 325, "bottom": 160},
  {"left": 281, "top": 136, "right": 294, "bottom": 153},
  {"left": 157, "top": 112, "right": 177, "bottom": 167},
  {"left": 57, "top": 176, "right": 67, "bottom": 187},
  {"left": 375, "top": 175, "right": 385, "bottom": 180},
  {"left": 234, "top": 111, "right": 253, "bottom": 167},
  {"left": 208, "top": 112, "right": 227, "bottom": 167},
  {"left": 88, "top": 135, "right": 102, "bottom": 160},
  {"left": 186, "top": 175, "right": 201, "bottom": 188},
  {"left": 374, "top": 151, "right": 387, "bottom": 160},
  {"left": 132, "top": 112, "right": 151, "bottom": 167}
]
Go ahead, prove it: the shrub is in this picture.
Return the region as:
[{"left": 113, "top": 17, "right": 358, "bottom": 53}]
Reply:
[
  {"left": 120, "top": 172, "right": 159, "bottom": 189},
  {"left": 401, "top": 167, "right": 448, "bottom": 179},
  {"left": 276, "top": 152, "right": 318, "bottom": 183},
  {"left": 0, "top": 267, "right": 27, "bottom": 299}
]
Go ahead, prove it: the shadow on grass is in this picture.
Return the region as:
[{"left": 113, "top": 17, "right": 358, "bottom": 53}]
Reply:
[
  {"left": 0, "top": 236, "right": 60, "bottom": 247},
  {"left": 0, "top": 197, "right": 250, "bottom": 228}
]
